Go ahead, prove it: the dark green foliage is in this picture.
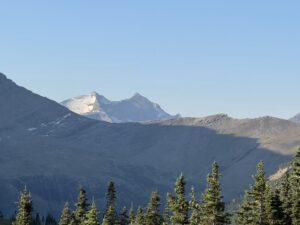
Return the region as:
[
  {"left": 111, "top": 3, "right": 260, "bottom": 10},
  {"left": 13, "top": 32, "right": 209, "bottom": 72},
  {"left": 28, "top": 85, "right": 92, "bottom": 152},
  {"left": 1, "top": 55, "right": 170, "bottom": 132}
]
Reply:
[
  {"left": 145, "top": 192, "right": 162, "bottom": 225},
  {"left": 119, "top": 207, "right": 129, "bottom": 225},
  {"left": 45, "top": 214, "right": 57, "bottom": 225},
  {"left": 59, "top": 202, "right": 72, "bottom": 225},
  {"left": 266, "top": 189, "right": 284, "bottom": 225},
  {"left": 75, "top": 187, "right": 89, "bottom": 224},
  {"left": 235, "top": 190, "right": 255, "bottom": 225},
  {"left": 189, "top": 187, "right": 201, "bottom": 225},
  {"left": 162, "top": 194, "right": 171, "bottom": 225},
  {"left": 128, "top": 206, "right": 135, "bottom": 225},
  {"left": 69, "top": 214, "right": 77, "bottom": 225},
  {"left": 168, "top": 174, "right": 189, "bottom": 225},
  {"left": 84, "top": 201, "right": 100, "bottom": 225},
  {"left": 106, "top": 182, "right": 116, "bottom": 212},
  {"left": 10, "top": 152, "right": 300, "bottom": 225},
  {"left": 13, "top": 188, "right": 32, "bottom": 225},
  {"left": 289, "top": 148, "right": 300, "bottom": 225},
  {"left": 32, "top": 213, "right": 41, "bottom": 225},
  {"left": 102, "top": 182, "right": 117, "bottom": 225},
  {"left": 236, "top": 161, "right": 268, "bottom": 225},
  {"left": 279, "top": 171, "right": 292, "bottom": 225},
  {"left": 201, "top": 161, "right": 229, "bottom": 225},
  {"left": 132, "top": 207, "right": 145, "bottom": 225}
]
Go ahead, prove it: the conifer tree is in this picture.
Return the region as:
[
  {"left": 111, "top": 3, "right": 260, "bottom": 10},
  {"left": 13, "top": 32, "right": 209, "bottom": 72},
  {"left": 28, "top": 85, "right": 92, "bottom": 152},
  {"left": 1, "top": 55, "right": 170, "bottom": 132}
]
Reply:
[
  {"left": 128, "top": 206, "right": 135, "bottom": 225},
  {"left": 75, "top": 187, "right": 89, "bottom": 224},
  {"left": 59, "top": 202, "right": 72, "bottom": 225},
  {"left": 201, "top": 161, "right": 229, "bottom": 225},
  {"left": 102, "top": 205, "right": 115, "bottom": 225},
  {"left": 45, "top": 214, "right": 57, "bottom": 225},
  {"left": 119, "top": 207, "right": 129, "bottom": 225},
  {"left": 162, "top": 193, "right": 172, "bottom": 225},
  {"left": 236, "top": 161, "right": 268, "bottom": 225},
  {"left": 162, "top": 194, "right": 171, "bottom": 225},
  {"left": 289, "top": 148, "right": 300, "bottom": 225},
  {"left": 33, "top": 213, "right": 42, "bottom": 225},
  {"left": 266, "top": 188, "right": 284, "bottom": 225},
  {"left": 145, "top": 192, "right": 162, "bottom": 225},
  {"left": 189, "top": 187, "right": 201, "bottom": 225},
  {"left": 235, "top": 190, "right": 256, "bottom": 225},
  {"left": 279, "top": 171, "right": 292, "bottom": 225},
  {"left": 84, "top": 201, "right": 100, "bottom": 225},
  {"left": 102, "top": 182, "right": 117, "bottom": 225},
  {"left": 106, "top": 182, "right": 116, "bottom": 211},
  {"left": 13, "top": 187, "right": 33, "bottom": 225},
  {"left": 69, "top": 213, "right": 77, "bottom": 225},
  {"left": 168, "top": 174, "right": 189, "bottom": 225},
  {"left": 132, "top": 207, "right": 145, "bottom": 225}
]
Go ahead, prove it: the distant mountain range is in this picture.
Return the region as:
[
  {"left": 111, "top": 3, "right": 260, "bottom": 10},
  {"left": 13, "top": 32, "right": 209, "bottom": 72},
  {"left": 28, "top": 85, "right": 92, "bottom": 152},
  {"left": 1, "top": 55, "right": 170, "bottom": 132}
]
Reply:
[
  {"left": 61, "top": 92, "right": 179, "bottom": 123},
  {"left": 0, "top": 72, "right": 300, "bottom": 217}
]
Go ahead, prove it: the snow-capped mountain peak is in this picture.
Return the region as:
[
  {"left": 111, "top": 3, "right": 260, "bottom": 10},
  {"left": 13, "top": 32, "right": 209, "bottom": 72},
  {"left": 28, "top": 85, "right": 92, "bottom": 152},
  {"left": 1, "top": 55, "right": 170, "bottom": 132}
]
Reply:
[{"left": 61, "top": 92, "right": 178, "bottom": 123}]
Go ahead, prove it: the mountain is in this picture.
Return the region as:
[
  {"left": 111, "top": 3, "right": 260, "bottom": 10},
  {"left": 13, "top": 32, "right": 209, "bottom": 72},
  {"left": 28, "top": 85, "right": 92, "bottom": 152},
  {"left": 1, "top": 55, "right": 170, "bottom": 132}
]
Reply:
[
  {"left": 289, "top": 113, "right": 300, "bottom": 123},
  {"left": 61, "top": 92, "right": 178, "bottom": 123},
  {"left": 0, "top": 72, "right": 300, "bottom": 217}
]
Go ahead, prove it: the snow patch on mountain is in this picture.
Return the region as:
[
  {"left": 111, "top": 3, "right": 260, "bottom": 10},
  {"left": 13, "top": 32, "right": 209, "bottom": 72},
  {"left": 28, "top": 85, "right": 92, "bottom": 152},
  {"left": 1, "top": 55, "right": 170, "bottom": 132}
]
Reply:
[{"left": 61, "top": 92, "right": 178, "bottom": 123}]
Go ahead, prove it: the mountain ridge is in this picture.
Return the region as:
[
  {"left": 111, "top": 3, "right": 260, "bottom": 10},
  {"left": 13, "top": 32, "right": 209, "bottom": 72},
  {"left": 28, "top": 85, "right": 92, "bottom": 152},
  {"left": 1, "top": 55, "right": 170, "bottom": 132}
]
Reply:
[
  {"left": 61, "top": 92, "right": 179, "bottom": 123},
  {"left": 289, "top": 113, "right": 300, "bottom": 123},
  {"left": 0, "top": 72, "right": 299, "bottom": 217}
]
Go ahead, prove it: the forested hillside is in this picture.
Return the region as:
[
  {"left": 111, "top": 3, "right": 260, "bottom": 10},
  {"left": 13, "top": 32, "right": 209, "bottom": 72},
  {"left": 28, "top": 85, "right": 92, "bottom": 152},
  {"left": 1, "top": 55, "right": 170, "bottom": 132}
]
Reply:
[
  {"left": 1, "top": 73, "right": 300, "bottom": 216},
  {"left": 3, "top": 150, "right": 300, "bottom": 225}
]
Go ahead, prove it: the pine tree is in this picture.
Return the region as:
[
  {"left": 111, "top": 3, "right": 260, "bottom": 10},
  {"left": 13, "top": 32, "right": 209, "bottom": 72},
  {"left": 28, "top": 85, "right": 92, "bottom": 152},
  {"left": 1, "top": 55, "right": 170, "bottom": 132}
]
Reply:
[
  {"left": 279, "top": 171, "right": 292, "bottom": 225},
  {"left": 235, "top": 190, "right": 256, "bottom": 225},
  {"left": 266, "top": 188, "right": 284, "bottom": 225},
  {"left": 236, "top": 161, "right": 268, "bottom": 225},
  {"left": 289, "top": 148, "right": 300, "bottom": 225},
  {"left": 69, "top": 213, "right": 77, "bottom": 225},
  {"left": 168, "top": 174, "right": 189, "bottom": 225},
  {"left": 128, "top": 206, "right": 135, "bottom": 225},
  {"left": 201, "top": 161, "right": 229, "bottom": 225},
  {"left": 13, "top": 187, "right": 33, "bottom": 225},
  {"left": 162, "top": 193, "right": 171, "bottom": 225},
  {"left": 145, "top": 192, "right": 162, "bottom": 225},
  {"left": 84, "top": 201, "right": 100, "bottom": 225},
  {"left": 102, "top": 182, "right": 117, "bottom": 225},
  {"left": 33, "top": 213, "right": 42, "bottom": 225},
  {"left": 189, "top": 187, "right": 201, "bottom": 225},
  {"left": 119, "top": 207, "right": 129, "bottom": 225},
  {"left": 132, "top": 207, "right": 145, "bottom": 225},
  {"left": 45, "top": 214, "right": 57, "bottom": 225},
  {"left": 162, "top": 194, "right": 171, "bottom": 225},
  {"left": 106, "top": 182, "right": 116, "bottom": 211},
  {"left": 75, "top": 187, "right": 89, "bottom": 224},
  {"left": 59, "top": 202, "right": 72, "bottom": 225}
]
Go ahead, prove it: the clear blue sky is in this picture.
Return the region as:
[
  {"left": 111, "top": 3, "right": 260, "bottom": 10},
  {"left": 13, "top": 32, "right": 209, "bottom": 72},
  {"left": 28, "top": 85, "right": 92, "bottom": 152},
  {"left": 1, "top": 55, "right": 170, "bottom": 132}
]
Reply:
[{"left": 1, "top": 1, "right": 299, "bottom": 119}]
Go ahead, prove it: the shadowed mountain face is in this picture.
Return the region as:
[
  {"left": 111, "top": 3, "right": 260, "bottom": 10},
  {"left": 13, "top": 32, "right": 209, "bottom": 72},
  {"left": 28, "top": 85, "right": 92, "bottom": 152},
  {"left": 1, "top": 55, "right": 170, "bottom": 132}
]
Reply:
[
  {"left": 61, "top": 92, "right": 179, "bottom": 123},
  {"left": 0, "top": 73, "right": 299, "bottom": 216}
]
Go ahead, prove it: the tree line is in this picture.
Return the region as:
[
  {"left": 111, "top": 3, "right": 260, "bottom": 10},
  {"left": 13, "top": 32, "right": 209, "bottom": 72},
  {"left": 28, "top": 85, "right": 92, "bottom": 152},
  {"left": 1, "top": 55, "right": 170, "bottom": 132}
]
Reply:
[{"left": 10, "top": 149, "right": 300, "bottom": 225}]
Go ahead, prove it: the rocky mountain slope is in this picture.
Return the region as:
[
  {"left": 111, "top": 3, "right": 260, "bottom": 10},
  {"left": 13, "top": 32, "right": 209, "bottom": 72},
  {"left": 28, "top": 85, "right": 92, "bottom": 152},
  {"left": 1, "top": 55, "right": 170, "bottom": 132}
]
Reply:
[
  {"left": 61, "top": 92, "right": 178, "bottom": 122},
  {"left": 0, "top": 73, "right": 299, "bottom": 217},
  {"left": 290, "top": 113, "right": 300, "bottom": 123}
]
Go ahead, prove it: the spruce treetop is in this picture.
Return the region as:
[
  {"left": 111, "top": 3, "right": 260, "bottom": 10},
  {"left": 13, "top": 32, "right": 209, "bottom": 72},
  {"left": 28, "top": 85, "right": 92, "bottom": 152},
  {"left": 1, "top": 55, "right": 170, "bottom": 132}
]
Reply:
[{"left": 14, "top": 188, "right": 33, "bottom": 225}]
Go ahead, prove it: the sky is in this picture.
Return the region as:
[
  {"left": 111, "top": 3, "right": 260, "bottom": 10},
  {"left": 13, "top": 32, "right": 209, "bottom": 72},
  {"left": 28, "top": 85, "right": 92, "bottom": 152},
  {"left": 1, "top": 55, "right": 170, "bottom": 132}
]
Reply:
[{"left": 0, "top": 1, "right": 300, "bottom": 119}]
